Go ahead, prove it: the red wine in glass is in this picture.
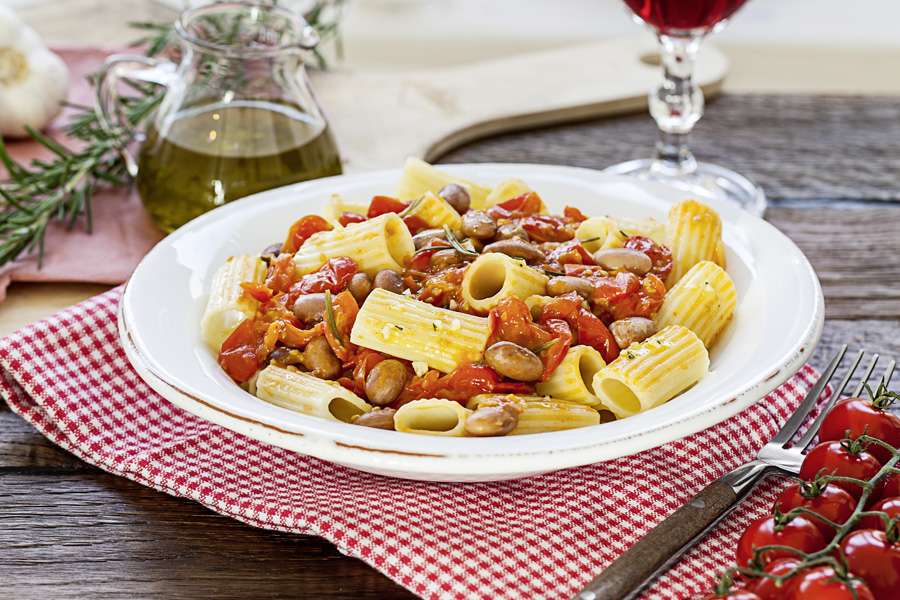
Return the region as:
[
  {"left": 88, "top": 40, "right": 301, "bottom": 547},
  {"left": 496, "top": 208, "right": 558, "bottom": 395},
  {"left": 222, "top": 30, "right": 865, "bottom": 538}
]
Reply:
[{"left": 622, "top": 0, "right": 749, "bottom": 33}]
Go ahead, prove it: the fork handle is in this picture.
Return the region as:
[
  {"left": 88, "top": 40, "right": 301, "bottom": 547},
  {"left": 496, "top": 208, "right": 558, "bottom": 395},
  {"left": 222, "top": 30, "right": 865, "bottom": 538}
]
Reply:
[{"left": 574, "top": 478, "right": 743, "bottom": 600}]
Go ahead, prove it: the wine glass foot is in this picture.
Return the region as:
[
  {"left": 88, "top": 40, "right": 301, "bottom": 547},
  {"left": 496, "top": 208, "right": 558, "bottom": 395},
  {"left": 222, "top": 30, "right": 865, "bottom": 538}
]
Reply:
[{"left": 604, "top": 159, "right": 767, "bottom": 217}]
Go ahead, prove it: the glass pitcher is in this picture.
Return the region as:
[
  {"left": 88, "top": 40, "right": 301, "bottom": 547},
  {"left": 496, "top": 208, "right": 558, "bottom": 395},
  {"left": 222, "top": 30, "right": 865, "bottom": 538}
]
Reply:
[{"left": 97, "top": 2, "right": 342, "bottom": 232}]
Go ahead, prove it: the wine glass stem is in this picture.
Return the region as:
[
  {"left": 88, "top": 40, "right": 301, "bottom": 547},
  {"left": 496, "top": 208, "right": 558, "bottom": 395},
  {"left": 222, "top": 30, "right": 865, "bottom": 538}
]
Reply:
[{"left": 649, "top": 34, "right": 704, "bottom": 177}]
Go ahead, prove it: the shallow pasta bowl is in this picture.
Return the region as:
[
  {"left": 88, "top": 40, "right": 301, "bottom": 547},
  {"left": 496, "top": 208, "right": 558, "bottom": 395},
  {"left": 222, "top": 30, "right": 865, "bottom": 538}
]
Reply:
[{"left": 119, "top": 163, "right": 823, "bottom": 482}]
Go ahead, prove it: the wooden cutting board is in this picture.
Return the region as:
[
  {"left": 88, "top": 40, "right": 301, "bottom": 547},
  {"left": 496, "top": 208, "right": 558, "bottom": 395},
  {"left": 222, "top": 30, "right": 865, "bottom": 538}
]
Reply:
[{"left": 313, "top": 36, "right": 728, "bottom": 172}]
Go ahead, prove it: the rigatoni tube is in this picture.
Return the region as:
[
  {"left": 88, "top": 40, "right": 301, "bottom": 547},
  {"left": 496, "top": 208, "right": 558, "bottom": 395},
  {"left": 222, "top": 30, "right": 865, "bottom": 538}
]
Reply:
[
  {"left": 200, "top": 255, "right": 267, "bottom": 350},
  {"left": 461, "top": 253, "right": 548, "bottom": 314},
  {"left": 655, "top": 261, "right": 737, "bottom": 348},
  {"left": 666, "top": 199, "right": 723, "bottom": 286},
  {"left": 350, "top": 288, "right": 490, "bottom": 373},
  {"left": 292, "top": 213, "right": 415, "bottom": 276},
  {"left": 255, "top": 365, "right": 371, "bottom": 422},
  {"left": 535, "top": 345, "right": 606, "bottom": 405},
  {"left": 592, "top": 325, "right": 709, "bottom": 418},
  {"left": 395, "top": 157, "right": 491, "bottom": 208},
  {"left": 394, "top": 399, "right": 470, "bottom": 436},
  {"left": 467, "top": 394, "right": 600, "bottom": 434}
]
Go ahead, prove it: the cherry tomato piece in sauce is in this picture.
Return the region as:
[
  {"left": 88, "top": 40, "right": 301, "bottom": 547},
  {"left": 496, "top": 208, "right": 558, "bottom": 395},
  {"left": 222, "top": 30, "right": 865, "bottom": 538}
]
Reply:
[
  {"left": 218, "top": 319, "right": 265, "bottom": 383},
  {"left": 735, "top": 514, "right": 826, "bottom": 567},
  {"left": 539, "top": 294, "right": 620, "bottom": 363},
  {"left": 283, "top": 214, "right": 332, "bottom": 253},
  {"left": 750, "top": 557, "right": 804, "bottom": 600},
  {"left": 563, "top": 205, "right": 589, "bottom": 222},
  {"left": 624, "top": 235, "right": 674, "bottom": 282},
  {"left": 265, "top": 253, "right": 298, "bottom": 293},
  {"left": 773, "top": 481, "right": 855, "bottom": 538},
  {"left": 486, "top": 192, "right": 543, "bottom": 219},
  {"left": 338, "top": 211, "right": 367, "bottom": 226},
  {"left": 366, "top": 195, "right": 408, "bottom": 218},
  {"left": 818, "top": 395, "right": 900, "bottom": 464},
  {"left": 858, "top": 497, "right": 900, "bottom": 530},
  {"left": 798, "top": 439, "right": 882, "bottom": 499},
  {"left": 292, "top": 257, "right": 359, "bottom": 295},
  {"left": 521, "top": 215, "right": 575, "bottom": 242},
  {"left": 840, "top": 529, "right": 900, "bottom": 600},
  {"left": 324, "top": 290, "right": 359, "bottom": 362},
  {"left": 546, "top": 241, "right": 595, "bottom": 266},
  {"left": 787, "top": 566, "right": 875, "bottom": 600}
]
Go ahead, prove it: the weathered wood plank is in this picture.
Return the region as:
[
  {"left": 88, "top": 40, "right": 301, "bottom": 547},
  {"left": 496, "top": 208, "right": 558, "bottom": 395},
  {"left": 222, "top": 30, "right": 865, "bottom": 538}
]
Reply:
[
  {"left": 0, "top": 472, "right": 414, "bottom": 600},
  {"left": 440, "top": 94, "right": 900, "bottom": 202},
  {"left": 0, "top": 410, "right": 90, "bottom": 471},
  {"left": 766, "top": 206, "right": 900, "bottom": 320}
]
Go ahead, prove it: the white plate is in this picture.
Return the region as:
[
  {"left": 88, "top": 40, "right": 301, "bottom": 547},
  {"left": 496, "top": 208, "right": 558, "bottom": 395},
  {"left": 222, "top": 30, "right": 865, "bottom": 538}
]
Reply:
[{"left": 120, "top": 164, "right": 824, "bottom": 482}]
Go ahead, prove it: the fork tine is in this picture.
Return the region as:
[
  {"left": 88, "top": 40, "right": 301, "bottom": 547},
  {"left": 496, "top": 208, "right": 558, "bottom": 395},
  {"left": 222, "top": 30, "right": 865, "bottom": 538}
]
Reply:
[
  {"left": 794, "top": 349, "right": 865, "bottom": 449},
  {"left": 853, "top": 353, "right": 880, "bottom": 397},
  {"left": 881, "top": 359, "right": 896, "bottom": 387},
  {"left": 770, "top": 345, "right": 847, "bottom": 446}
]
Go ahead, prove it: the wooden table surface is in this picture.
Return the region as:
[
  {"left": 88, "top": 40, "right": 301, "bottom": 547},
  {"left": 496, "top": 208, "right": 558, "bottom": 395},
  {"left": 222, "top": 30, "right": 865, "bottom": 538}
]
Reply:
[{"left": 3, "top": 94, "right": 900, "bottom": 599}]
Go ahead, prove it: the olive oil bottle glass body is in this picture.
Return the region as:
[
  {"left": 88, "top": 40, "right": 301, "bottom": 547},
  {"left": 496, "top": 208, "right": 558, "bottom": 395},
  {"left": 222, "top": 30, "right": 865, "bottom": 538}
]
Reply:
[{"left": 97, "top": 2, "right": 341, "bottom": 232}]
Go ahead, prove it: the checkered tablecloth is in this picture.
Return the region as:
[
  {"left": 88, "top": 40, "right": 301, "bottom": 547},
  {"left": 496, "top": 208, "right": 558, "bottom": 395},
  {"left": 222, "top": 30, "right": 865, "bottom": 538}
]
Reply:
[{"left": 0, "top": 287, "right": 816, "bottom": 600}]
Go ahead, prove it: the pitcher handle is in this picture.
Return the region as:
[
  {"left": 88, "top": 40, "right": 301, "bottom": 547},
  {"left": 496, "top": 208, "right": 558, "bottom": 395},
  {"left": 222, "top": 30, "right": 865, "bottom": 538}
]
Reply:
[{"left": 95, "top": 54, "right": 176, "bottom": 177}]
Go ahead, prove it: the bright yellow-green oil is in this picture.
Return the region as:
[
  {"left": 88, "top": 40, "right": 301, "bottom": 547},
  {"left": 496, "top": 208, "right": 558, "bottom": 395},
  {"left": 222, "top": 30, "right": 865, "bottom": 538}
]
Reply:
[{"left": 136, "top": 101, "right": 341, "bottom": 232}]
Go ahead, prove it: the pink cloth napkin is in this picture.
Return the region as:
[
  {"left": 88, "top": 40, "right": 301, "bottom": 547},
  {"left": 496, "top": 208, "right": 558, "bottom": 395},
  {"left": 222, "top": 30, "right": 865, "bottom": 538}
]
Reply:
[
  {"left": 0, "top": 48, "right": 163, "bottom": 302},
  {"left": 0, "top": 286, "right": 819, "bottom": 600}
]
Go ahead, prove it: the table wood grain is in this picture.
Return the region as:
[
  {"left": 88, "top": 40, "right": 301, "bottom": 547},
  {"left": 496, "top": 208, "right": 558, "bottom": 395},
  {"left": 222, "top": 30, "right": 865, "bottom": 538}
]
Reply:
[{"left": 3, "top": 94, "right": 900, "bottom": 599}]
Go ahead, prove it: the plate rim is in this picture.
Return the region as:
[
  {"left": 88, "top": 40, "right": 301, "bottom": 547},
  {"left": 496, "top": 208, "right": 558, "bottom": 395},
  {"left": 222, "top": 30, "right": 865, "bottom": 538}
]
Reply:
[{"left": 120, "top": 163, "right": 825, "bottom": 479}]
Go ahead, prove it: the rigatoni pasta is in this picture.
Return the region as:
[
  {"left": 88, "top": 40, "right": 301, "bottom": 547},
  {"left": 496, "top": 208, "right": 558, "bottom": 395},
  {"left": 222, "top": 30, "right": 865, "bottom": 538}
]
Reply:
[
  {"left": 403, "top": 191, "right": 462, "bottom": 232},
  {"left": 395, "top": 157, "right": 491, "bottom": 208},
  {"left": 666, "top": 199, "right": 723, "bottom": 285},
  {"left": 535, "top": 345, "right": 606, "bottom": 405},
  {"left": 293, "top": 213, "right": 415, "bottom": 276},
  {"left": 200, "top": 255, "right": 266, "bottom": 350},
  {"left": 461, "top": 253, "right": 548, "bottom": 313},
  {"left": 592, "top": 325, "right": 709, "bottom": 418},
  {"left": 255, "top": 365, "right": 371, "bottom": 422},
  {"left": 394, "top": 399, "right": 470, "bottom": 436},
  {"left": 467, "top": 395, "right": 601, "bottom": 434},
  {"left": 350, "top": 288, "right": 491, "bottom": 372},
  {"left": 655, "top": 261, "right": 737, "bottom": 348},
  {"left": 483, "top": 178, "right": 533, "bottom": 208}
]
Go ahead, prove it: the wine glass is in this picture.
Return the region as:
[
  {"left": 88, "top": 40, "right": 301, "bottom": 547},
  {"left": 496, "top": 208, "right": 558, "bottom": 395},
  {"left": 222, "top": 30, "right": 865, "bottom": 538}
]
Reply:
[{"left": 606, "top": 0, "right": 766, "bottom": 215}]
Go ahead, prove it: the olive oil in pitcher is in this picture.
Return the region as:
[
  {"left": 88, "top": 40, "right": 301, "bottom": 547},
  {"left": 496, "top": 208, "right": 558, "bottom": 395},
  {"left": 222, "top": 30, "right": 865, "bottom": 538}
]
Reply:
[{"left": 136, "top": 100, "right": 341, "bottom": 232}]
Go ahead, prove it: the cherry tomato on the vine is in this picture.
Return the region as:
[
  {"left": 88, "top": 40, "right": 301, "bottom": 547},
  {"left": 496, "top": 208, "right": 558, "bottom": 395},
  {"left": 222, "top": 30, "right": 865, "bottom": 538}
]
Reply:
[
  {"left": 736, "top": 514, "right": 826, "bottom": 568},
  {"left": 858, "top": 497, "right": 900, "bottom": 531},
  {"left": 773, "top": 481, "right": 855, "bottom": 538},
  {"left": 840, "top": 528, "right": 900, "bottom": 600},
  {"left": 798, "top": 439, "right": 881, "bottom": 499},
  {"left": 819, "top": 395, "right": 900, "bottom": 464},
  {"left": 873, "top": 473, "right": 900, "bottom": 505},
  {"left": 787, "top": 566, "right": 875, "bottom": 600},
  {"left": 750, "top": 557, "right": 803, "bottom": 600}
]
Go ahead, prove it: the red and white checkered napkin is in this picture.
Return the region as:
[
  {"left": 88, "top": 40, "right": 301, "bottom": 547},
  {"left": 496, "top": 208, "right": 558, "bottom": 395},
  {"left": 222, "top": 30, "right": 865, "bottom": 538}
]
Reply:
[{"left": 0, "top": 287, "right": 818, "bottom": 600}]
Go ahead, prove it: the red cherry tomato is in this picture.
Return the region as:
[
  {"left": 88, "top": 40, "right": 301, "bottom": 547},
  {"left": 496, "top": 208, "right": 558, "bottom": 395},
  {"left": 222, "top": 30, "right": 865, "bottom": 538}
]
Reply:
[
  {"left": 787, "top": 566, "right": 875, "bottom": 600},
  {"left": 624, "top": 235, "right": 673, "bottom": 282},
  {"left": 736, "top": 514, "right": 826, "bottom": 568},
  {"left": 520, "top": 214, "right": 575, "bottom": 242},
  {"left": 218, "top": 318, "right": 265, "bottom": 383},
  {"left": 819, "top": 395, "right": 900, "bottom": 464},
  {"left": 486, "top": 192, "right": 543, "bottom": 219},
  {"left": 859, "top": 497, "right": 900, "bottom": 530},
  {"left": 773, "top": 481, "right": 855, "bottom": 538},
  {"left": 338, "top": 211, "right": 367, "bottom": 226},
  {"left": 292, "top": 257, "right": 359, "bottom": 295},
  {"left": 873, "top": 473, "right": 900, "bottom": 505},
  {"left": 366, "top": 195, "right": 408, "bottom": 218},
  {"left": 563, "top": 205, "right": 588, "bottom": 222},
  {"left": 283, "top": 214, "right": 332, "bottom": 253},
  {"left": 751, "top": 557, "right": 803, "bottom": 599},
  {"left": 840, "top": 529, "right": 900, "bottom": 600},
  {"left": 799, "top": 439, "right": 881, "bottom": 499}
]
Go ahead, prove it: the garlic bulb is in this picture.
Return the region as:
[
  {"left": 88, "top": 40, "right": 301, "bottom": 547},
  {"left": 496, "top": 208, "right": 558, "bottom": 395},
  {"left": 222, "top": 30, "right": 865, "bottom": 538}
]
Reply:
[{"left": 0, "top": 6, "right": 69, "bottom": 138}]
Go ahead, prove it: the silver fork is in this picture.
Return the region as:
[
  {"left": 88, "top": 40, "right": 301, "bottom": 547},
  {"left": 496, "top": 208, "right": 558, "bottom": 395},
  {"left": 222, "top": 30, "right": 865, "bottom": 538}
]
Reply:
[{"left": 575, "top": 347, "right": 897, "bottom": 600}]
